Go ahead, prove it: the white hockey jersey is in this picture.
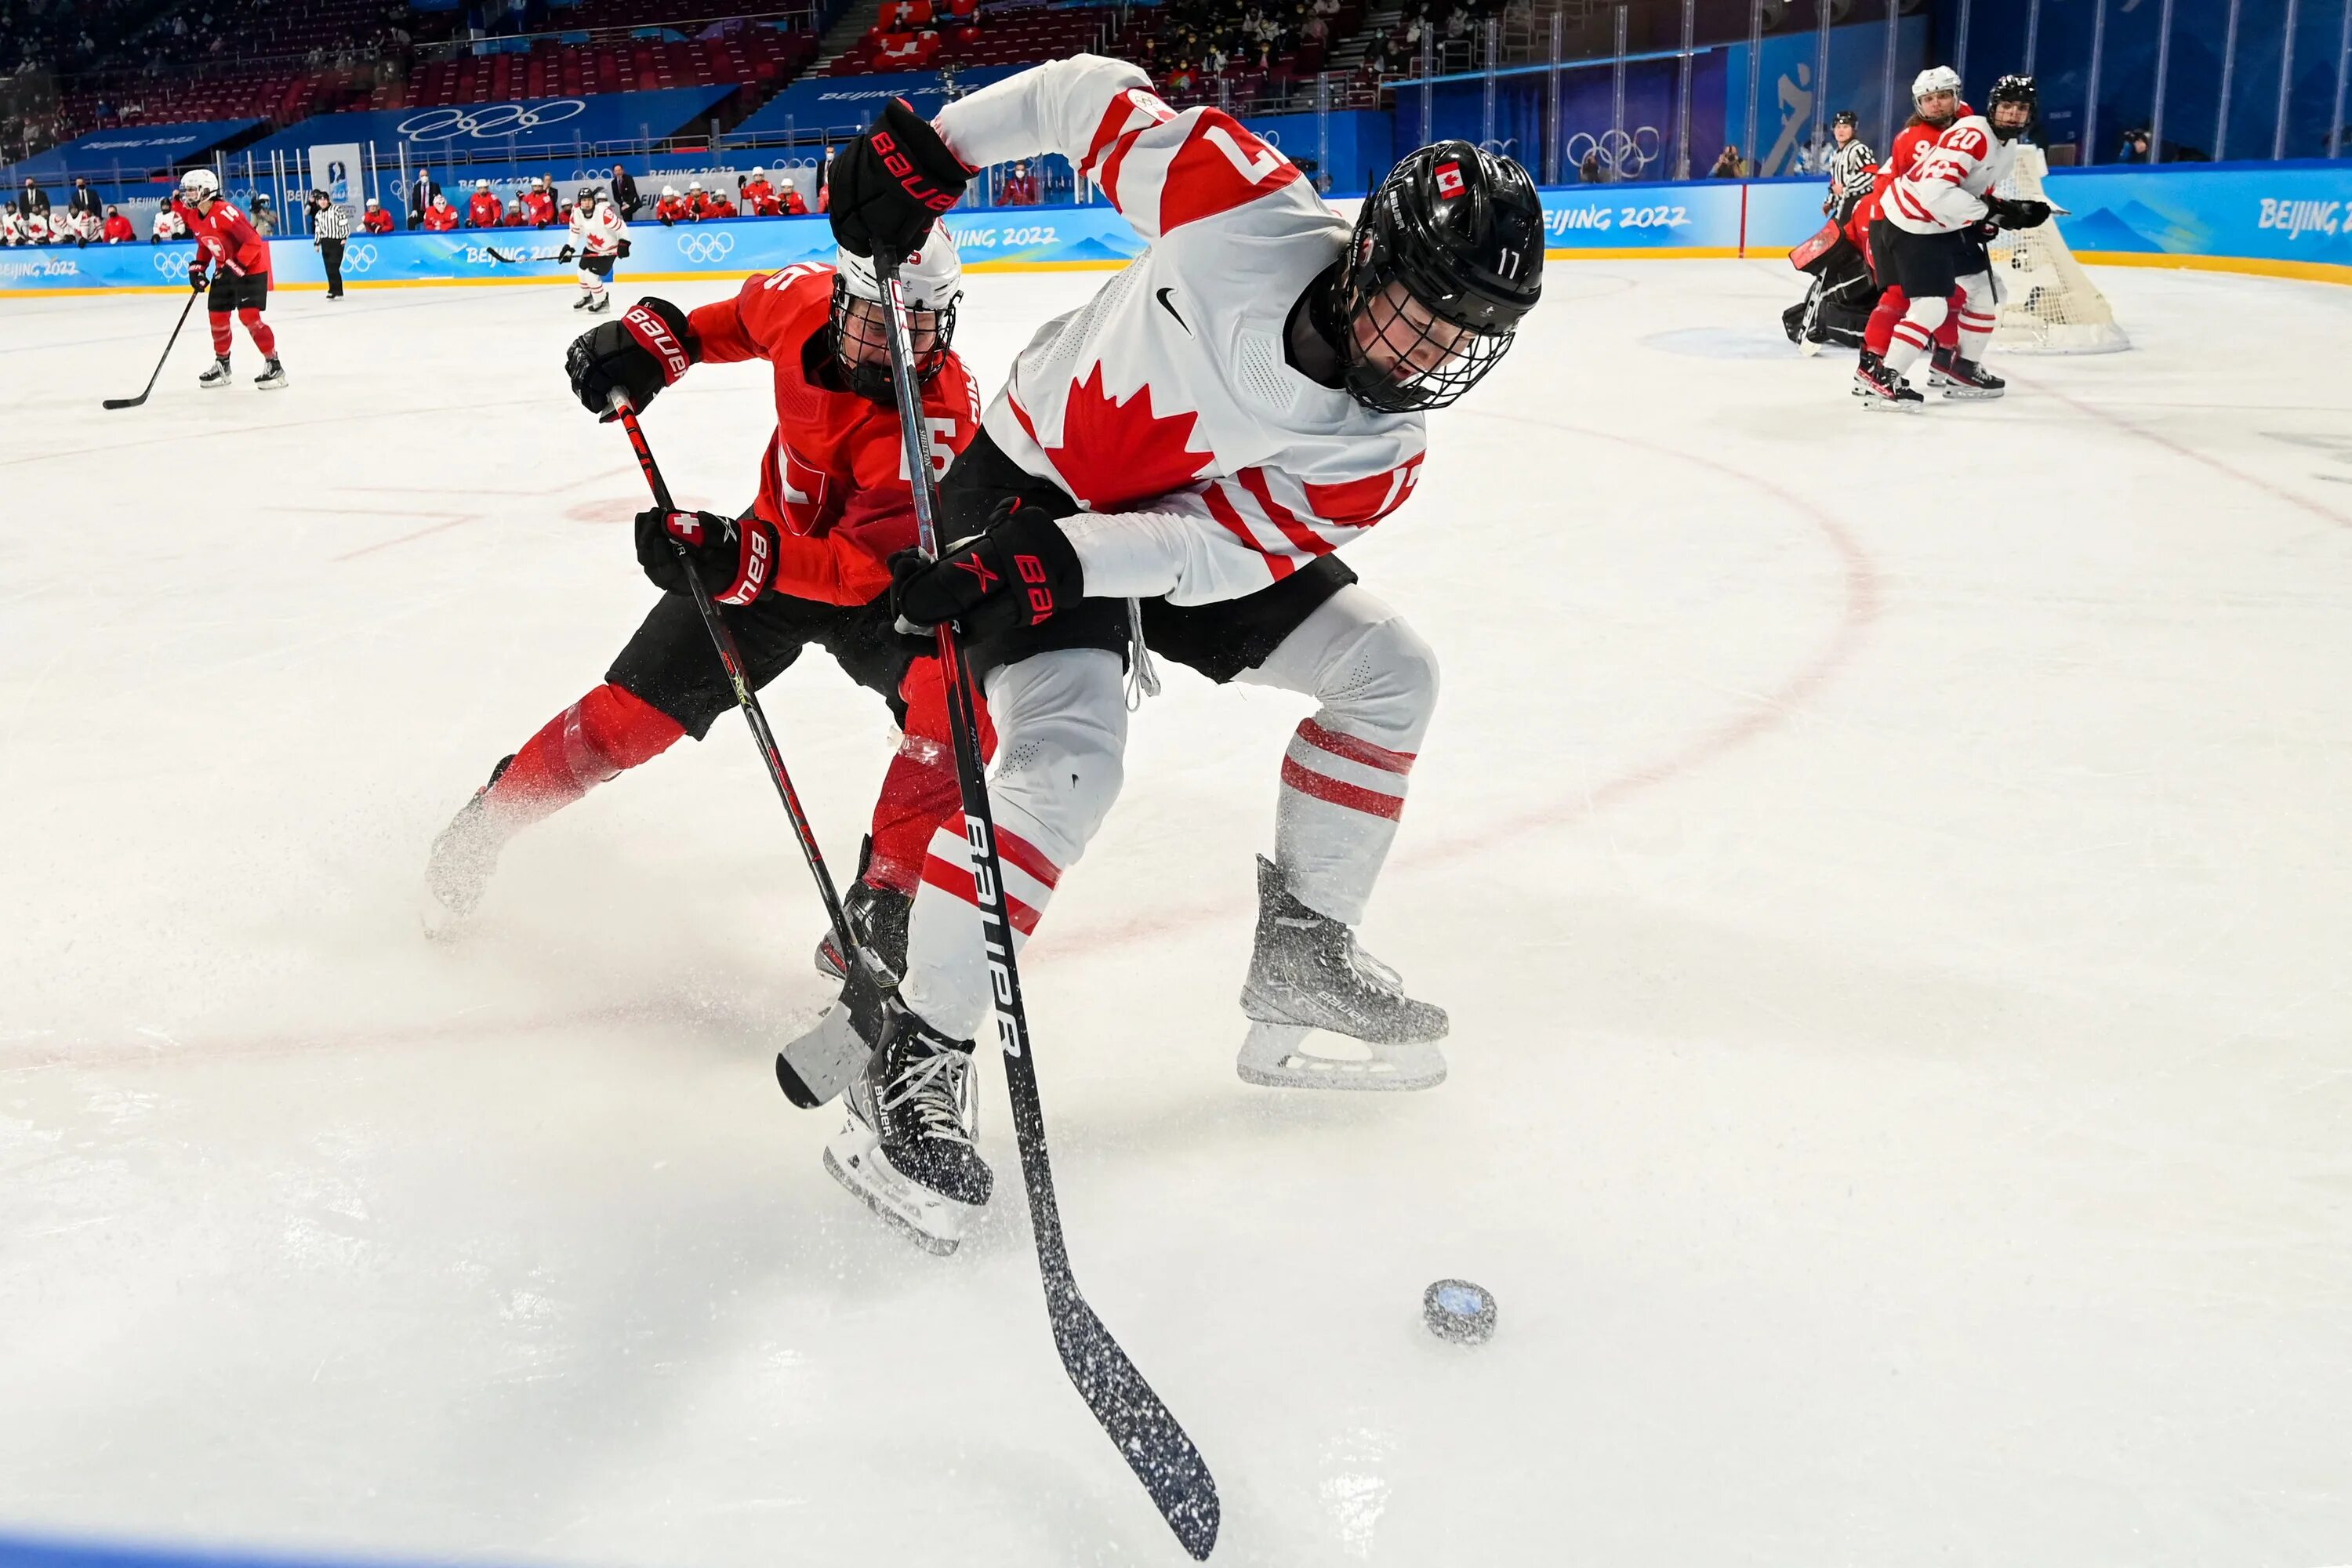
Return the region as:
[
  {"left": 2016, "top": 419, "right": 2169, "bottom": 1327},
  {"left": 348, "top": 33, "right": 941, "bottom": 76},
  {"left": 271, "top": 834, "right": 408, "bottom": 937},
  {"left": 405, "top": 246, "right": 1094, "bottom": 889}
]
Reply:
[
  {"left": 932, "top": 54, "right": 1426, "bottom": 607},
  {"left": 568, "top": 202, "right": 627, "bottom": 257},
  {"left": 1882, "top": 115, "right": 2018, "bottom": 236},
  {"left": 151, "top": 205, "right": 184, "bottom": 240}
]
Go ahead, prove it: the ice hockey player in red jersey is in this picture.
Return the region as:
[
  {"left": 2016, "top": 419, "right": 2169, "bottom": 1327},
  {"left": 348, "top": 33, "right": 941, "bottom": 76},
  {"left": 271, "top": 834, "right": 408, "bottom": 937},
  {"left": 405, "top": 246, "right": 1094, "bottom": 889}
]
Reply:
[
  {"left": 361, "top": 198, "right": 394, "bottom": 234},
  {"left": 467, "top": 179, "right": 503, "bottom": 228},
  {"left": 778, "top": 176, "right": 808, "bottom": 216},
  {"left": 654, "top": 186, "right": 691, "bottom": 225},
  {"left": 742, "top": 172, "right": 778, "bottom": 215},
  {"left": 782, "top": 56, "right": 1544, "bottom": 1254},
  {"left": 172, "top": 169, "right": 285, "bottom": 390},
  {"left": 423, "top": 194, "right": 459, "bottom": 232},
  {"left": 1858, "top": 74, "right": 2053, "bottom": 410},
  {"left": 425, "top": 230, "right": 989, "bottom": 1015}
]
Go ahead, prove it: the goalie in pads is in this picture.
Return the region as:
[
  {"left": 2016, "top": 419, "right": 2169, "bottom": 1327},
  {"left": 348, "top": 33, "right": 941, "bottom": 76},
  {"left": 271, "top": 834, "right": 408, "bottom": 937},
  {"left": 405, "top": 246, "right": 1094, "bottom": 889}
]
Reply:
[{"left": 1858, "top": 74, "right": 2053, "bottom": 411}]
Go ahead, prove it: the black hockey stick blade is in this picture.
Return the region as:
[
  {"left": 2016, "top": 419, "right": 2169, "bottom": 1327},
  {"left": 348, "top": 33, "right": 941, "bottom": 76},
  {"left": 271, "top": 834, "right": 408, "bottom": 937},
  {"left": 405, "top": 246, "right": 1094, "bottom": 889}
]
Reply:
[
  {"left": 483, "top": 246, "right": 521, "bottom": 264},
  {"left": 1049, "top": 1283, "right": 1220, "bottom": 1558},
  {"left": 104, "top": 287, "right": 199, "bottom": 408}
]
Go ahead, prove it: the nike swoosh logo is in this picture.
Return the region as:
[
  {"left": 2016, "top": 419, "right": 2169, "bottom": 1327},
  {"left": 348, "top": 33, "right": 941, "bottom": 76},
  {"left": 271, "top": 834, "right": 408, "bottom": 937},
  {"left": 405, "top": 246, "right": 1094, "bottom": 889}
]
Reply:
[{"left": 1156, "top": 286, "right": 1189, "bottom": 333}]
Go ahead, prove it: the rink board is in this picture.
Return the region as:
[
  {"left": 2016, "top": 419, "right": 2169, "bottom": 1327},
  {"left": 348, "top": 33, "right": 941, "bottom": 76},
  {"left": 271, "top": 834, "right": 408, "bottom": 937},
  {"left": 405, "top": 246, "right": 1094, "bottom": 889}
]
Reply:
[{"left": 6, "top": 165, "right": 2351, "bottom": 296}]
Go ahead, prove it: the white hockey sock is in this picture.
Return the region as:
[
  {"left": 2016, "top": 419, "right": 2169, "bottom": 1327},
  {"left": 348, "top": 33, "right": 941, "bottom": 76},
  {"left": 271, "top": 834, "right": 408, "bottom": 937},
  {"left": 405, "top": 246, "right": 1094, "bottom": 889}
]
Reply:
[
  {"left": 1956, "top": 305, "right": 1998, "bottom": 365},
  {"left": 898, "top": 649, "right": 1127, "bottom": 1041},
  {"left": 1884, "top": 319, "right": 1936, "bottom": 376}
]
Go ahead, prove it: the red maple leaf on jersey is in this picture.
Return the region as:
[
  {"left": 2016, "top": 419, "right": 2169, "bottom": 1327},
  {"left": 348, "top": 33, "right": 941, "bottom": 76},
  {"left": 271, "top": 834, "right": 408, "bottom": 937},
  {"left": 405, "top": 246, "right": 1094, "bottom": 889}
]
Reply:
[{"left": 1032, "top": 363, "right": 1214, "bottom": 512}]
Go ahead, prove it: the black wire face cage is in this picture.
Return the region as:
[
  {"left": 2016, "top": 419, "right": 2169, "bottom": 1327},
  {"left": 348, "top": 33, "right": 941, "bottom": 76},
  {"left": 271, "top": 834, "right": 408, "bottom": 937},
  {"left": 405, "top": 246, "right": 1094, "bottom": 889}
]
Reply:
[
  {"left": 1336, "top": 246, "right": 1519, "bottom": 414},
  {"left": 829, "top": 276, "right": 956, "bottom": 404}
]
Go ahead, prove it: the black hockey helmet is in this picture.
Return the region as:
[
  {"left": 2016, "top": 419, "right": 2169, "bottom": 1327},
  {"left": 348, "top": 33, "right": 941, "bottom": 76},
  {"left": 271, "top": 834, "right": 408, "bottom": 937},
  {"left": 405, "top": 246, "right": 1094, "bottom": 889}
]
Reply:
[
  {"left": 1832, "top": 109, "right": 1859, "bottom": 129},
  {"left": 575, "top": 185, "right": 598, "bottom": 206},
  {"left": 1334, "top": 141, "right": 1544, "bottom": 413},
  {"left": 1987, "top": 74, "right": 2038, "bottom": 141}
]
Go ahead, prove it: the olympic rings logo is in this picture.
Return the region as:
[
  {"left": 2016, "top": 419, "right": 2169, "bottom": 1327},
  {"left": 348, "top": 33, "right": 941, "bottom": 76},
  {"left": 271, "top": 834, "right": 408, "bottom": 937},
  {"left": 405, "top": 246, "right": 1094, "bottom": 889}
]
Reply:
[
  {"left": 343, "top": 242, "right": 379, "bottom": 273},
  {"left": 676, "top": 231, "right": 735, "bottom": 263},
  {"left": 151, "top": 246, "right": 197, "bottom": 277},
  {"left": 398, "top": 100, "right": 587, "bottom": 143},
  {"left": 1562, "top": 126, "right": 1664, "bottom": 180}
]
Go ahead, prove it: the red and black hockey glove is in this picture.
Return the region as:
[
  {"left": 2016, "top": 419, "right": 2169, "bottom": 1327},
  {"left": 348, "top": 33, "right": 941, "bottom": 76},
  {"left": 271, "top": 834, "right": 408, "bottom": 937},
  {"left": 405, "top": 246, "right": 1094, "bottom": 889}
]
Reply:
[
  {"left": 567, "top": 297, "right": 696, "bottom": 421},
  {"left": 634, "top": 506, "right": 780, "bottom": 606},
  {"left": 186, "top": 260, "right": 207, "bottom": 292},
  {"left": 887, "top": 498, "right": 1081, "bottom": 640},
  {"left": 828, "top": 99, "right": 970, "bottom": 261}
]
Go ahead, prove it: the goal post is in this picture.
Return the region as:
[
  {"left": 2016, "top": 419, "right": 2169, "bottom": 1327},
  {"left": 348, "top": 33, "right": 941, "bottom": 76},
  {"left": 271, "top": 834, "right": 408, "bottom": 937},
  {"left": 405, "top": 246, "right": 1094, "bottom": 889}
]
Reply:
[{"left": 1987, "top": 144, "right": 2131, "bottom": 354}]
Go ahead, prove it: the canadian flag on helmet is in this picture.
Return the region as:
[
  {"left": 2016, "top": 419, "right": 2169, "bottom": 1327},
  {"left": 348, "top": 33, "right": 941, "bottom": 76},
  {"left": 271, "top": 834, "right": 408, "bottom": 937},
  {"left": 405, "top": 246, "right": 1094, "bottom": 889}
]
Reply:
[{"left": 1434, "top": 160, "right": 1466, "bottom": 198}]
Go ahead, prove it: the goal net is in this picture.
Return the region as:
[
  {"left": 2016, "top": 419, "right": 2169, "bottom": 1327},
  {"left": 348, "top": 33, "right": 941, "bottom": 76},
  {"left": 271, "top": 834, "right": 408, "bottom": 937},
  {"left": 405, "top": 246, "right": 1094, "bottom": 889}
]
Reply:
[{"left": 1987, "top": 144, "right": 2130, "bottom": 354}]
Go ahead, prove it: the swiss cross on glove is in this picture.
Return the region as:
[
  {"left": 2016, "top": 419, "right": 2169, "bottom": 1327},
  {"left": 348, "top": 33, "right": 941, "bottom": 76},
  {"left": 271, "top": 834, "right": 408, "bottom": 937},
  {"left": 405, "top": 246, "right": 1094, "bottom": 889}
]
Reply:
[
  {"left": 888, "top": 498, "right": 1083, "bottom": 640},
  {"left": 634, "top": 505, "right": 780, "bottom": 606}
]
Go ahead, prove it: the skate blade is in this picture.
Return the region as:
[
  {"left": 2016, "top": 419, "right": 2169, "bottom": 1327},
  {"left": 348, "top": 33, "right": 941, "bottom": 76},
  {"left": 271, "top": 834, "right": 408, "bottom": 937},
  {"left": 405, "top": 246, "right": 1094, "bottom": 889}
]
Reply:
[
  {"left": 1236, "top": 1022, "right": 1446, "bottom": 1092},
  {"left": 823, "top": 1132, "right": 972, "bottom": 1256},
  {"left": 1940, "top": 385, "right": 2004, "bottom": 400},
  {"left": 775, "top": 1000, "right": 878, "bottom": 1109},
  {"left": 1860, "top": 397, "right": 1926, "bottom": 415},
  {"left": 256, "top": 377, "right": 288, "bottom": 390}
]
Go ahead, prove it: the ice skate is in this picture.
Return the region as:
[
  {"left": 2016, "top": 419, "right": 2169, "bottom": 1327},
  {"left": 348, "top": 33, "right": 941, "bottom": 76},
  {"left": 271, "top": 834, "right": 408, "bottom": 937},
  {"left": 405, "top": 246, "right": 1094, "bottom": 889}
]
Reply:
[
  {"left": 586, "top": 292, "right": 611, "bottom": 314},
  {"left": 572, "top": 293, "right": 595, "bottom": 310},
  {"left": 820, "top": 995, "right": 992, "bottom": 1255},
  {"left": 1936, "top": 355, "right": 2005, "bottom": 398},
  {"left": 198, "top": 354, "right": 232, "bottom": 390},
  {"left": 814, "top": 877, "right": 913, "bottom": 985},
  {"left": 1236, "top": 855, "right": 1448, "bottom": 1091},
  {"left": 420, "top": 754, "right": 514, "bottom": 939},
  {"left": 1849, "top": 350, "right": 1882, "bottom": 396},
  {"left": 253, "top": 357, "right": 287, "bottom": 390},
  {"left": 1856, "top": 354, "right": 1926, "bottom": 413}
]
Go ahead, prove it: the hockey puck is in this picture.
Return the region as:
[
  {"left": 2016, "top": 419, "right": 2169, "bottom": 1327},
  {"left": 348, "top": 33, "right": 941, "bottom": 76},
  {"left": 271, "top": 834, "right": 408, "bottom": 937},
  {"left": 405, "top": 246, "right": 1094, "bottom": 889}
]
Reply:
[{"left": 1422, "top": 1279, "right": 1497, "bottom": 1345}]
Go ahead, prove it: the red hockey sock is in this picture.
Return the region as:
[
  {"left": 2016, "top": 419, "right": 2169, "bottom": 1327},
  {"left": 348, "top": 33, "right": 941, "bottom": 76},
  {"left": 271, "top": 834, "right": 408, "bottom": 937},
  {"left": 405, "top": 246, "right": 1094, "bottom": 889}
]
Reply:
[
  {"left": 238, "top": 307, "right": 276, "bottom": 356},
  {"left": 866, "top": 658, "right": 995, "bottom": 895},
  {"left": 484, "top": 682, "right": 684, "bottom": 829},
  {"left": 208, "top": 311, "right": 232, "bottom": 355},
  {"left": 1864, "top": 288, "right": 1908, "bottom": 357}
]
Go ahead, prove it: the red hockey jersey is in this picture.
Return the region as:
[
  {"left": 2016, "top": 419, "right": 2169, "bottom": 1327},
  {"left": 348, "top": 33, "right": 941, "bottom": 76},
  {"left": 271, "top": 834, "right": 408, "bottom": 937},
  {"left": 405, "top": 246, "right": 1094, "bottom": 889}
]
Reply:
[
  {"left": 173, "top": 195, "right": 270, "bottom": 278},
  {"left": 685, "top": 263, "right": 982, "bottom": 605}
]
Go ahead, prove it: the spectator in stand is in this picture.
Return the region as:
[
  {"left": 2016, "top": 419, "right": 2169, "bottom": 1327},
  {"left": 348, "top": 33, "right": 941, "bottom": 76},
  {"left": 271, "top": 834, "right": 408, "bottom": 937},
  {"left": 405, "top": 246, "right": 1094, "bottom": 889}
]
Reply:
[
  {"left": 67, "top": 176, "right": 101, "bottom": 227},
  {"left": 361, "top": 197, "right": 394, "bottom": 234},
  {"left": 249, "top": 194, "right": 275, "bottom": 236},
  {"left": 778, "top": 175, "right": 808, "bottom": 216},
  {"left": 17, "top": 177, "right": 51, "bottom": 222},
  {"left": 2118, "top": 127, "right": 2152, "bottom": 164},
  {"left": 1578, "top": 148, "right": 1603, "bottom": 183},
  {"left": 611, "top": 163, "right": 641, "bottom": 218},
  {"left": 310, "top": 188, "right": 350, "bottom": 299},
  {"left": 1000, "top": 158, "right": 1039, "bottom": 206},
  {"left": 466, "top": 179, "right": 501, "bottom": 227},
  {"left": 408, "top": 169, "right": 440, "bottom": 229},
  {"left": 654, "top": 184, "right": 689, "bottom": 224},
  {"left": 151, "top": 198, "right": 185, "bottom": 241},
  {"left": 423, "top": 192, "right": 459, "bottom": 231},
  {"left": 102, "top": 205, "right": 136, "bottom": 242},
  {"left": 741, "top": 169, "right": 777, "bottom": 215},
  {"left": 1709, "top": 144, "right": 1744, "bottom": 179}
]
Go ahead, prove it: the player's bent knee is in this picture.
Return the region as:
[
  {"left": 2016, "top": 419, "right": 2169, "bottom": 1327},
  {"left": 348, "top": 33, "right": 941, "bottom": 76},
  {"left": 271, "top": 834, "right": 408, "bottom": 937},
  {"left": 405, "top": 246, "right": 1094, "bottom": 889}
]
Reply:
[
  {"left": 1905, "top": 296, "right": 1951, "bottom": 332},
  {"left": 1322, "top": 615, "right": 1440, "bottom": 749},
  {"left": 992, "top": 713, "right": 1126, "bottom": 859}
]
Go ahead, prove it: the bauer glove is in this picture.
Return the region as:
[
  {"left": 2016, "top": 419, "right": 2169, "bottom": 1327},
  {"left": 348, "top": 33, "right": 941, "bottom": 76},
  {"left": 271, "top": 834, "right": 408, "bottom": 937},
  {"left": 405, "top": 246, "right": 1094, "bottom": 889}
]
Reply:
[
  {"left": 556, "top": 242, "right": 576, "bottom": 262},
  {"left": 887, "top": 497, "right": 1081, "bottom": 640},
  {"left": 828, "top": 99, "right": 970, "bottom": 261},
  {"left": 1987, "top": 195, "right": 2053, "bottom": 230},
  {"left": 566, "top": 297, "right": 695, "bottom": 420},
  {"left": 635, "top": 506, "right": 780, "bottom": 606}
]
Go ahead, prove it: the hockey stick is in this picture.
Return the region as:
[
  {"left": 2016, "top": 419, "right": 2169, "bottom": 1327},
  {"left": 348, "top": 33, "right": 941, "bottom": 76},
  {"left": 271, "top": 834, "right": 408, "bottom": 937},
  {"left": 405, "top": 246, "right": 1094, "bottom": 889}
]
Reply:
[
  {"left": 871, "top": 252, "right": 1220, "bottom": 1562},
  {"left": 102, "top": 286, "right": 199, "bottom": 409},
  {"left": 604, "top": 390, "right": 870, "bottom": 985}
]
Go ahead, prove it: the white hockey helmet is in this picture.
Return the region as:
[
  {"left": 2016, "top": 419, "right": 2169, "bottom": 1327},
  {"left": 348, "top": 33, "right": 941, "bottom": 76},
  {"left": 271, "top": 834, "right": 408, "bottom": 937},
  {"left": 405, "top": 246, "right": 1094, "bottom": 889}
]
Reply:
[
  {"left": 779, "top": 176, "right": 794, "bottom": 187},
  {"left": 1912, "top": 65, "right": 1963, "bottom": 108},
  {"left": 661, "top": 185, "right": 677, "bottom": 198},
  {"left": 177, "top": 167, "right": 220, "bottom": 205},
  {"left": 829, "top": 226, "right": 964, "bottom": 398},
  {"left": 477, "top": 177, "right": 491, "bottom": 190},
  {"left": 833, "top": 224, "right": 963, "bottom": 313},
  {"left": 688, "top": 179, "right": 703, "bottom": 191}
]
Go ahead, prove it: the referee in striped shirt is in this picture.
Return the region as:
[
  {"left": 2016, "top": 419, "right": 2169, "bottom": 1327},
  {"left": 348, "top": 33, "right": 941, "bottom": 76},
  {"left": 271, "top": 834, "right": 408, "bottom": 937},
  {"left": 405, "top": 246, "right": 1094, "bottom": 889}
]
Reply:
[
  {"left": 310, "top": 189, "right": 354, "bottom": 299},
  {"left": 1825, "top": 111, "right": 1877, "bottom": 221}
]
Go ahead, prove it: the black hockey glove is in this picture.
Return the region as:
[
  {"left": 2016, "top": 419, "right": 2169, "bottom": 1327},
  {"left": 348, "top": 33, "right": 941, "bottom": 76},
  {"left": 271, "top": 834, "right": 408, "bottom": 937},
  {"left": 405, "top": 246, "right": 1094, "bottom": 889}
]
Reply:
[
  {"left": 1986, "top": 195, "right": 2053, "bottom": 230},
  {"left": 566, "top": 297, "right": 696, "bottom": 421},
  {"left": 887, "top": 498, "right": 1082, "bottom": 640},
  {"left": 828, "top": 98, "right": 970, "bottom": 261},
  {"left": 616, "top": 238, "right": 631, "bottom": 258},
  {"left": 556, "top": 242, "right": 576, "bottom": 262},
  {"left": 186, "top": 260, "right": 207, "bottom": 291},
  {"left": 634, "top": 506, "right": 782, "bottom": 606}
]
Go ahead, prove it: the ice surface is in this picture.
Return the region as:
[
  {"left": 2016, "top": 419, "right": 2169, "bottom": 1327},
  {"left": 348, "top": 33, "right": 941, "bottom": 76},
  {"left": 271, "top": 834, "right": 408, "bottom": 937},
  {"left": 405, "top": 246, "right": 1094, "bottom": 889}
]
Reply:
[{"left": 4, "top": 262, "right": 2351, "bottom": 1566}]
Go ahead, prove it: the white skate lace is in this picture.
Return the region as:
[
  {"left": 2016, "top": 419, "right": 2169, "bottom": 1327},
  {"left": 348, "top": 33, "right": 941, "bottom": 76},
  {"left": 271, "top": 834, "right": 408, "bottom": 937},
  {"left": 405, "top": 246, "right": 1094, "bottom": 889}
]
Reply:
[
  {"left": 1343, "top": 938, "right": 1406, "bottom": 1000},
  {"left": 879, "top": 1043, "right": 975, "bottom": 1146},
  {"left": 1123, "top": 597, "right": 1162, "bottom": 710}
]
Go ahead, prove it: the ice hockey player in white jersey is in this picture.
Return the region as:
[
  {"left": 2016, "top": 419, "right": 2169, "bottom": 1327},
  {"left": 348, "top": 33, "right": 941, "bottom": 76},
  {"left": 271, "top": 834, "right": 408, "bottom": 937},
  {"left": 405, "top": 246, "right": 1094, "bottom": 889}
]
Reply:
[
  {"left": 557, "top": 187, "right": 628, "bottom": 312},
  {"left": 781, "top": 54, "right": 1544, "bottom": 1253},
  {"left": 1859, "top": 73, "right": 2053, "bottom": 410}
]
